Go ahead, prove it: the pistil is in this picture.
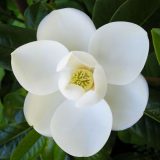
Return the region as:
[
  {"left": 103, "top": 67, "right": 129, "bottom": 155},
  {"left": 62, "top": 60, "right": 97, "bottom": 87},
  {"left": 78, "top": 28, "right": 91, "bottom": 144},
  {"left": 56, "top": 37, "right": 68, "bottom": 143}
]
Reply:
[{"left": 70, "top": 68, "right": 94, "bottom": 91}]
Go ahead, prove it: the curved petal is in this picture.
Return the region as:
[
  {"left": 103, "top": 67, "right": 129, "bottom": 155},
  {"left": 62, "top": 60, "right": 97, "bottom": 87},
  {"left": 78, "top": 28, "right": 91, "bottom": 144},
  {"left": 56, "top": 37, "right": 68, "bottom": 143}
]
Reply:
[
  {"left": 61, "top": 84, "right": 85, "bottom": 100},
  {"left": 11, "top": 40, "right": 69, "bottom": 95},
  {"left": 24, "top": 91, "right": 64, "bottom": 137},
  {"left": 37, "top": 8, "right": 96, "bottom": 51},
  {"left": 105, "top": 75, "right": 149, "bottom": 130},
  {"left": 93, "top": 65, "right": 107, "bottom": 99},
  {"left": 76, "top": 90, "right": 101, "bottom": 107},
  {"left": 57, "top": 51, "right": 98, "bottom": 72},
  {"left": 50, "top": 99, "right": 112, "bottom": 157},
  {"left": 89, "top": 22, "right": 149, "bottom": 85}
]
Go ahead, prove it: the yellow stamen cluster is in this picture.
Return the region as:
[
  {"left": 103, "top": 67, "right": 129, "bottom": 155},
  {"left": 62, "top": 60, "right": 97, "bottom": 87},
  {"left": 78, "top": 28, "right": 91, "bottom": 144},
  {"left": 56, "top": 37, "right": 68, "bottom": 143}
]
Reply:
[{"left": 70, "top": 68, "right": 94, "bottom": 91}]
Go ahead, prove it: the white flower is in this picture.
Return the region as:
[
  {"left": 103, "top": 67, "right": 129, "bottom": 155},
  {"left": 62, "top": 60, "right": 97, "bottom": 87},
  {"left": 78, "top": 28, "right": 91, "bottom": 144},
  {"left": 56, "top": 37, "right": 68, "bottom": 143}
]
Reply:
[{"left": 11, "top": 8, "right": 149, "bottom": 157}]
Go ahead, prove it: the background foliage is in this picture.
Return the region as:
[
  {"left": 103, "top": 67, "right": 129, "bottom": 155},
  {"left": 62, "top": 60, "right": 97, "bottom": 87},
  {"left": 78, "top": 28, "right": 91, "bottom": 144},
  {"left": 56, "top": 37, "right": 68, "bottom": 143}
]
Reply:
[{"left": 0, "top": 0, "right": 160, "bottom": 159}]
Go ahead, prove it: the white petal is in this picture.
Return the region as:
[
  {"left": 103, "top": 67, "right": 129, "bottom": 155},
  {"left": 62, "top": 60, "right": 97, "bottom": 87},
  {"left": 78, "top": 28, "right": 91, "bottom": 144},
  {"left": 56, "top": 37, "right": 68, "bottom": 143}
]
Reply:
[
  {"left": 11, "top": 40, "right": 69, "bottom": 95},
  {"left": 37, "top": 8, "right": 96, "bottom": 51},
  {"left": 58, "top": 68, "right": 85, "bottom": 100},
  {"left": 57, "top": 51, "right": 98, "bottom": 72},
  {"left": 61, "top": 84, "right": 85, "bottom": 100},
  {"left": 105, "top": 75, "right": 149, "bottom": 130},
  {"left": 76, "top": 91, "right": 100, "bottom": 107},
  {"left": 93, "top": 65, "right": 107, "bottom": 99},
  {"left": 24, "top": 91, "right": 64, "bottom": 137},
  {"left": 89, "top": 22, "right": 149, "bottom": 85},
  {"left": 50, "top": 100, "right": 112, "bottom": 157}
]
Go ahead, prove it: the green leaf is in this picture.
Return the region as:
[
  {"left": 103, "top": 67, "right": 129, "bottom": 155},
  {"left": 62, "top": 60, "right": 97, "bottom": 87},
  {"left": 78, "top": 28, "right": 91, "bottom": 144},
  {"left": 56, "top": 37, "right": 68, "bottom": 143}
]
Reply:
[
  {"left": 113, "top": 152, "right": 160, "bottom": 160},
  {"left": 11, "top": 129, "right": 46, "bottom": 160},
  {"left": 82, "top": 0, "right": 96, "bottom": 15},
  {"left": 0, "top": 122, "right": 29, "bottom": 145},
  {"left": 53, "top": 143, "right": 66, "bottom": 160},
  {"left": 0, "top": 101, "right": 7, "bottom": 128},
  {"left": 142, "top": 53, "right": 160, "bottom": 87},
  {"left": 3, "top": 88, "right": 27, "bottom": 123},
  {"left": 151, "top": 28, "right": 160, "bottom": 64},
  {"left": 143, "top": 53, "right": 160, "bottom": 78},
  {"left": 92, "top": 0, "right": 126, "bottom": 28},
  {"left": 110, "top": 0, "right": 160, "bottom": 25},
  {"left": 0, "top": 68, "right": 5, "bottom": 82},
  {"left": 54, "top": 0, "right": 85, "bottom": 11},
  {"left": 0, "top": 67, "right": 5, "bottom": 89},
  {"left": 0, "top": 23, "right": 36, "bottom": 70},
  {"left": 41, "top": 138, "right": 54, "bottom": 160},
  {"left": 24, "top": 2, "right": 52, "bottom": 29},
  {"left": 0, "top": 122, "right": 30, "bottom": 159},
  {"left": 4, "top": 88, "right": 26, "bottom": 109},
  {"left": 144, "top": 89, "right": 160, "bottom": 123},
  {"left": 41, "top": 138, "right": 69, "bottom": 160},
  {"left": 118, "top": 114, "right": 160, "bottom": 149},
  {"left": 0, "top": 133, "right": 25, "bottom": 160}
]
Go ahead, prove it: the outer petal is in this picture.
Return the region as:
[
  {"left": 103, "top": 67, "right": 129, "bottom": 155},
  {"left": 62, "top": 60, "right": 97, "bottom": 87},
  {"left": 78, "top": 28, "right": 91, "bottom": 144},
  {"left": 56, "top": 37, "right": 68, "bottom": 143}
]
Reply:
[
  {"left": 24, "top": 91, "right": 64, "bottom": 137},
  {"left": 105, "top": 75, "right": 149, "bottom": 130},
  {"left": 50, "top": 100, "right": 112, "bottom": 157},
  {"left": 37, "top": 8, "right": 96, "bottom": 51},
  {"left": 11, "top": 40, "right": 69, "bottom": 95},
  {"left": 89, "top": 22, "right": 149, "bottom": 85}
]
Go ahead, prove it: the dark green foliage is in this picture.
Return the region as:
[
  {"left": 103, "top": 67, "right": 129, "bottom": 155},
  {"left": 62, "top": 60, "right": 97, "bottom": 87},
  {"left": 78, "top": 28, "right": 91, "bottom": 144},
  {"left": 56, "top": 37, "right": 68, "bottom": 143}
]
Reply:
[
  {"left": 0, "top": 0, "right": 160, "bottom": 159},
  {"left": 0, "top": 23, "right": 36, "bottom": 70}
]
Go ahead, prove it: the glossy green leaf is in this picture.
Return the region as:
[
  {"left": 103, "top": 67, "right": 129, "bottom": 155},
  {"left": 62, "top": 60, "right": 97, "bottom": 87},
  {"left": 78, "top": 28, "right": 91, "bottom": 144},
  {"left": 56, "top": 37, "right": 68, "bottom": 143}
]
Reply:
[
  {"left": 0, "top": 132, "right": 26, "bottom": 160},
  {"left": 110, "top": 0, "right": 160, "bottom": 25},
  {"left": 41, "top": 138, "right": 69, "bottom": 160},
  {"left": 0, "top": 122, "right": 29, "bottom": 145},
  {"left": 0, "top": 121, "right": 29, "bottom": 159},
  {"left": 0, "top": 68, "right": 5, "bottom": 82},
  {"left": 113, "top": 152, "right": 160, "bottom": 160},
  {"left": 143, "top": 53, "right": 160, "bottom": 77},
  {"left": 118, "top": 114, "right": 160, "bottom": 149},
  {"left": 0, "top": 23, "right": 36, "bottom": 70},
  {"left": 24, "top": 2, "right": 52, "bottom": 29},
  {"left": 53, "top": 143, "right": 66, "bottom": 160},
  {"left": 4, "top": 88, "right": 26, "bottom": 109},
  {"left": 142, "top": 53, "right": 160, "bottom": 87},
  {"left": 143, "top": 8, "right": 160, "bottom": 31},
  {"left": 82, "top": 0, "right": 96, "bottom": 15},
  {"left": 65, "top": 155, "right": 72, "bottom": 160},
  {"left": 0, "top": 101, "right": 7, "bottom": 128},
  {"left": 11, "top": 129, "right": 46, "bottom": 160},
  {"left": 145, "top": 89, "right": 160, "bottom": 123},
  {"left": 0, "top": 67, "right": 5, "bottom": 89},
  {"left": 54, "top": 0, "right": 85, "bottom": 11},
  {"left": 93, "top": 0, "right": 126, "bottom": 28},
  {"left": 41, "top": 138, "right": 54, "bottom": 160},
  {"left": 3, "top": 88, "right": 27, "bottom": 123},
  {"left": 151, "top": 28, "right": 160, "bottom": 64}
]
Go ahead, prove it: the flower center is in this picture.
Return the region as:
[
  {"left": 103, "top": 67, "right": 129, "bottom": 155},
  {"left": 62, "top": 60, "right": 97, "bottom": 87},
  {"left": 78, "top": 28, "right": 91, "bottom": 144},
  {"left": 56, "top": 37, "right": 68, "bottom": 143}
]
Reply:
[{"left": 70, "top": 68, "right": 94, "bottom": 91}]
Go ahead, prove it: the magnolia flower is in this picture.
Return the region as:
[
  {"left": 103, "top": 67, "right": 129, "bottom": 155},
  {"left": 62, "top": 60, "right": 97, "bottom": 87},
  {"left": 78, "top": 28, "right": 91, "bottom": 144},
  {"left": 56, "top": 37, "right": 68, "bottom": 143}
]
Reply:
[{"left": 11, "top": 8, "right": 149, "bottom": 157}]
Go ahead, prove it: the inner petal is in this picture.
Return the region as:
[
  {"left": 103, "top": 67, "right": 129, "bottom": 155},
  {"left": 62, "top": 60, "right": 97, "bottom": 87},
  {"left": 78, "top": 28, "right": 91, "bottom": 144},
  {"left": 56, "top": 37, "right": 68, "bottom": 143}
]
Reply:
[{"left": 57, "top": 51, "right": 108, "bottom": 106}]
